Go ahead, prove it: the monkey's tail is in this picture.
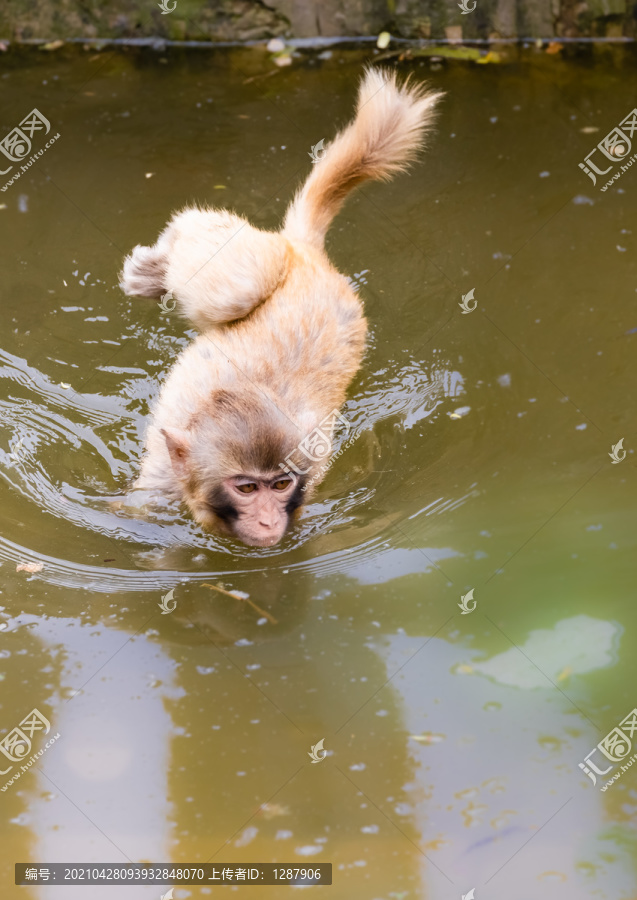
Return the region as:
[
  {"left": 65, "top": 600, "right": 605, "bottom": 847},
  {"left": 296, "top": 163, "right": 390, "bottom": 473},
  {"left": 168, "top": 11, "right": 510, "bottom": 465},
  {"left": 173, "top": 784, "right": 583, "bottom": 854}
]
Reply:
[{"left": 282, "top": 67, "right": 443, "bottom": 249}]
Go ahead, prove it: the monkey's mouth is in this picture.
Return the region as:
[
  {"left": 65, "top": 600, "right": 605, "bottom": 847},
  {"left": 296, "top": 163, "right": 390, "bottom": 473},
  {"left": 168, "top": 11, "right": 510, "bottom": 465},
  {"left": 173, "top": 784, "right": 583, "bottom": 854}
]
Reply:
[
  {"left": 238, "top": 529, "right": 286, "bottom": 548},
  {"left": 203, "top": 509, "right": 287, "bottom": 547}
]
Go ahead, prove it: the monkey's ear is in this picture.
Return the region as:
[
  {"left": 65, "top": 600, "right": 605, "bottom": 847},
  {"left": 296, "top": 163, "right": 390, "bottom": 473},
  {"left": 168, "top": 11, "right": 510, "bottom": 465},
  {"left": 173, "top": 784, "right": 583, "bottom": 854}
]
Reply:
[{"left": 161, "top": 428, "right": 191, "bottom": 479}]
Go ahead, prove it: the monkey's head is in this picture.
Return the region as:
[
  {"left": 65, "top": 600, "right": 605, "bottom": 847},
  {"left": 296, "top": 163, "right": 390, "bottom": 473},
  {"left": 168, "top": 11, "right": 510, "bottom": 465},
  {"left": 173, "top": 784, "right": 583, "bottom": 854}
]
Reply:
[{"left": 160, "top": 389, "right": 313, "bottom": 547}]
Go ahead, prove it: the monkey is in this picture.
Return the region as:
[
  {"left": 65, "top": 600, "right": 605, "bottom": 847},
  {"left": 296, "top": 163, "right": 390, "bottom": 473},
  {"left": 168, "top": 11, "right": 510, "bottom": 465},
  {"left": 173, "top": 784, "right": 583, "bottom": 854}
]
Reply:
[{"left": 119, "top": 68, "right": 442, "bottom": 547}]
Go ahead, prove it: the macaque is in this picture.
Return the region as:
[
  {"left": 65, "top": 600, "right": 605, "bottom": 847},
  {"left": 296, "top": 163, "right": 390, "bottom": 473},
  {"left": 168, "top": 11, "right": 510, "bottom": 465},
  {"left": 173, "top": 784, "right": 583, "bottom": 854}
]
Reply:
[{"left": 119, "top": 68, "right": 442, "bottom": 547}]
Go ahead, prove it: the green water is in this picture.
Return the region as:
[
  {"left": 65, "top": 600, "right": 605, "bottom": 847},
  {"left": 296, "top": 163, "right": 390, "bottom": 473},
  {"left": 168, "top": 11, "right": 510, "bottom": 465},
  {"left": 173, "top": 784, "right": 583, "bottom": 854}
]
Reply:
[{"left": 0, "top": 41, "right": 636, "bottom": 900}]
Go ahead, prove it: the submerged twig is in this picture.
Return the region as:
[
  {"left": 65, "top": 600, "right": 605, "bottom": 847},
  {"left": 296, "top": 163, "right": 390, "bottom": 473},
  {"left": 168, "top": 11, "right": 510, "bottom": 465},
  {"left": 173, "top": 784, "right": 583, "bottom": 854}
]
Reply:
[
  {"left": 202, "top": 583, "right": 278, "bottom": 624},
  {"left": 242, "top": 68, "right": 281, "bottom": 85}
]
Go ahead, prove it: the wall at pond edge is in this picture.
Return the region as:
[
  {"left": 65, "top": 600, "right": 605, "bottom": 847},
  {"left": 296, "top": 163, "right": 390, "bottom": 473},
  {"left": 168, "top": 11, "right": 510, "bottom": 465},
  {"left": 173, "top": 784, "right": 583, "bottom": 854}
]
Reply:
[{"left": 0, "top": 0, "right": 634, "bottom": 43}]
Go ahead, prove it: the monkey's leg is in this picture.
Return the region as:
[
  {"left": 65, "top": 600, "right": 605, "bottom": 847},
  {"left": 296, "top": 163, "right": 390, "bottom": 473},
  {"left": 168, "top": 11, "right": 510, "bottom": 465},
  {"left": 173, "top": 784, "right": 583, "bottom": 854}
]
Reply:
[{"left": 120, "top": 207, "right": 291, "bottom": 331}]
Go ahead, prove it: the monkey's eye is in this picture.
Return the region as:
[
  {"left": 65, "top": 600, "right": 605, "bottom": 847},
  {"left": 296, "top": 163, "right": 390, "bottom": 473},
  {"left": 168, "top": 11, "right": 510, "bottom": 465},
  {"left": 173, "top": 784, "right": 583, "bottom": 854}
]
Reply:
[
  {"left": 272, "top": 479, "right": 292, "bottom": 491},
  {"left": 236, "top": 483, "right": 257, "bottom": 494}
]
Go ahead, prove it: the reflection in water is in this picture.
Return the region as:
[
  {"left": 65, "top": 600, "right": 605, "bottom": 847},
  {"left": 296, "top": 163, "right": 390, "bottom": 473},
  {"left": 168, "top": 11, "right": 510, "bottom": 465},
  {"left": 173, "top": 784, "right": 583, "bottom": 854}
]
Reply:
[
  {"left": 371, "top": 630, "right": 635, "bottom": 899},
  {"left": 470, "top": 615, "right": 622, "bottom": 689},
  {"left": 21, "top": 617, "right": 179, "bottom": 899}
]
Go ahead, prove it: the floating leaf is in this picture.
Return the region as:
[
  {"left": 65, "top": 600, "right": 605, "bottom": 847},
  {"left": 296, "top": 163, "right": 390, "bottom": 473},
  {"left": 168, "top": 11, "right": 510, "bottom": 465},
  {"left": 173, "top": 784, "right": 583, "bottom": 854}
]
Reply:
[
  {"left": 449, "top": 406, "right": 471, "bottom": 419},
  {"left": 377, "top": 31, "right": 391, "bottom": 49},
  {"left": 410, "top": 732, "right": 445, "bottom": 744},
  {"left": 476, "top": 51, "right": 502, "bottom": 64},
  {"left": 40, "top": 40, "right": 64, "bottom": 51}
]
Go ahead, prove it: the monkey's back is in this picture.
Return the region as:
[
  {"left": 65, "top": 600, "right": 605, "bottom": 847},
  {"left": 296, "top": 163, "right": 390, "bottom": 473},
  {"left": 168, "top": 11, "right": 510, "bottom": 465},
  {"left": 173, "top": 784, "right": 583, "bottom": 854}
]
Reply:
[{"left": 221, "top": 240, "right": 367, "bottom": 416}]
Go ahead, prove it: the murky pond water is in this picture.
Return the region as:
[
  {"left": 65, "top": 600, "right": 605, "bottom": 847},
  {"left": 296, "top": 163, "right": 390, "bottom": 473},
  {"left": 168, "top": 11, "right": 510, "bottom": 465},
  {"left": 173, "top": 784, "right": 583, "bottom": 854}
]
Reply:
[{"left": 1, "top": 40, "right": 636, "bottom": 900}]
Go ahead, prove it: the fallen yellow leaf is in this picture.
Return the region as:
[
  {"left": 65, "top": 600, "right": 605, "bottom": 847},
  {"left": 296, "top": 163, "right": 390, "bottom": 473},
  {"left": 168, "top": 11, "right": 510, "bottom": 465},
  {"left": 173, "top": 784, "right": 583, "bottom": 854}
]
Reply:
[{"left": 477, "top": 51, "right": 501, "bottom": 64}]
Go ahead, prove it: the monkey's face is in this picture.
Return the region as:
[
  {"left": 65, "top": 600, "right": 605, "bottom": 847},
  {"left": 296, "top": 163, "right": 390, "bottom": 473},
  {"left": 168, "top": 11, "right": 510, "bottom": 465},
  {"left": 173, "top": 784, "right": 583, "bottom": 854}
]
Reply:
[
  {"left": 205, "top": 473, "right": 303, "bottom": 547},
  {"left": 159, "top": 391, "right": 312, "bottom": 546}
]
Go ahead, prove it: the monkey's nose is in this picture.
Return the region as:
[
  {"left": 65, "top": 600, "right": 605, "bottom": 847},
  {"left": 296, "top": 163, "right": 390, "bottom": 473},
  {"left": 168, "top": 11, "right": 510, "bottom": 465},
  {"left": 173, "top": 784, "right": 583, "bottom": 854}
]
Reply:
[{"left": 258, "top": 507, "right": 278, "bottom": 528}]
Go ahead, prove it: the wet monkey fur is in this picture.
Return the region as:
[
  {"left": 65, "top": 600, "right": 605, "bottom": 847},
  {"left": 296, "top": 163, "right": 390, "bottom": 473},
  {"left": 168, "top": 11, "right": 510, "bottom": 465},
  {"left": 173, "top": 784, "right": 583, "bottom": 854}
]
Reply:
[{"left": 120, "top": 68, "right": 442, "bottom": 547}]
